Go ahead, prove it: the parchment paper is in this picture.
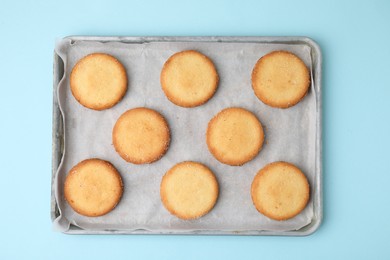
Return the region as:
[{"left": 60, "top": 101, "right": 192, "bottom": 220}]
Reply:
[{"left": 53, "top": 38, "right": 316, "bottom": 232}]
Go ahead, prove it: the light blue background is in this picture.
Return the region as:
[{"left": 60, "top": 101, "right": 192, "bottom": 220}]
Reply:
[{"left": 1, "top": 0, "right": 389, "bottom": 259}]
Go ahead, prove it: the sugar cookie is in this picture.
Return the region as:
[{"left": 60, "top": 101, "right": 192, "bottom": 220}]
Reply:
[
  {"left": 251, "top": 51, "right": 310, "bottom": 108},
  {"left": 161, "top": 50, "right": 219, "bottom": 107},
  {"left": 251, "top": 161, "right": 310, "bottom": 221},
  {"left": 70, "top": 53, "right": 127, "bottom": 110},
  {"left": 160, "top": 161, "right": 219, "bottom": 220},
  {"left": 64, "top": 158, "right": 123, "bottom": 217},
  {"left": 113, "top": 107, "right": 170, "bottom": 164},
  {"left": 206, "top": 107, "right": 264, "bottom": 166}
]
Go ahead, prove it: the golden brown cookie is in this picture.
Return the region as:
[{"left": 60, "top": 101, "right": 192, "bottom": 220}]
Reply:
[
  {"left": 251, "top": 161, "right": 310, "bottom": 221},
  {"left": 64, "top": 158, "right": 123, "bottom": 217},
  {"left": 113, "top": 107, "right": 170, "bottom": 164},
  {"left": 251, "top": 51, "right": 310, "bottom": 108},
  {"left": 160, "top": 50, "right": 219, "bottom": 107},
  {"left": 206, "top": 107, "right": 264, "bottom": 166},
  {"left": 70, "top": 53, "right": 127, "bottom": 110},
  {"left": 160, "top": 161, "right": 219, "bottom": 220}
]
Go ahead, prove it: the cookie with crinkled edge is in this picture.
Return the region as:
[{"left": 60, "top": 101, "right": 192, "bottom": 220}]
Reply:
[
  {"left": 251, "top": 161, "right": 310, "bottom": 221},
  {"left": 251, "top": 51, "right": 310, "bottom": 108},
  {"left": 206, "top": 107, "right": 264, "bottom": 166},
  {"left": 160, "top": 161, "right": 219, "bottom": 220},
  {"left": 161, "top": 50, "right": 219, "bottom": 107},
  {"left": 113, "top": 107, "right": 170, "bottom": 164},
  {"left": 70, "top": 53, "right": 128, "bottom": 110},
  {"left": 64, "top": 158, "right": 123, "bottom": 217}
]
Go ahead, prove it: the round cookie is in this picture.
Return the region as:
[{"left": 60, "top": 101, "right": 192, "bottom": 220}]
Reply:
[
  {"left": 113, "top": 107, "right": 170, "bottom": 164},
  {"left": 251, "top": 51, "right": 310, "bottom": 108},
  {"left": 64, "top": 159, "right": 123, "bottom": 217},
  {"left": 161, "top": 50, "right": 219, "bottom": 107},
  {"left": 70, "top": 53, "right": 128, "bottom": 110},
  {"left": 206, "top": 107, "right": 264, "bottom": 166},
  {"left": 251, "top": 161, "right": 310, "bottom": 221},
  {"left": 160, "top": 161, "right": 219, "bottom": 220}
]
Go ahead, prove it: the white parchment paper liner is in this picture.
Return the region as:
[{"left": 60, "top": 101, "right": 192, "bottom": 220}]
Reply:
[{"left": 53, "top": 38, "right": 316, "bottom": 233}]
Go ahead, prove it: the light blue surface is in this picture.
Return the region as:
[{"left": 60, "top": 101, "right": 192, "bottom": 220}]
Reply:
[{"left": 1, "top": 0, "right": 389, "bottom": 258}]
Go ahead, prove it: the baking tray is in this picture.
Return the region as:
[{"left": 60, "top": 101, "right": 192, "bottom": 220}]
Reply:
[{"left": 51, "top": 36, "right": 322, "bottom": 235}]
